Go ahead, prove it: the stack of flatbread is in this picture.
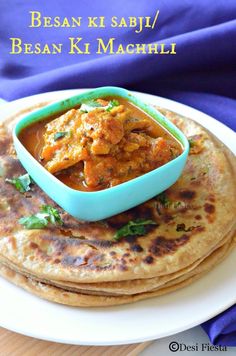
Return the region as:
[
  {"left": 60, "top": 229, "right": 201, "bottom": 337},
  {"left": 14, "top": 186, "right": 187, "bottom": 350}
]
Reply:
[{"left": 0, "top": 105, "right": 235, "bottom": 307}]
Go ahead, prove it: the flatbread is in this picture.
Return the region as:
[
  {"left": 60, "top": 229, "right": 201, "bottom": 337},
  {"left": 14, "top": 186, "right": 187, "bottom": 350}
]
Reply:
[
  {"left": 0, "top": 102, "right": 235, "bottom": 307},
  {"left": 0, "top": 233, "right": 234, "bottom": 307},
  {"left": 0, "top": 226, "right": 233, "bottom": 296}
]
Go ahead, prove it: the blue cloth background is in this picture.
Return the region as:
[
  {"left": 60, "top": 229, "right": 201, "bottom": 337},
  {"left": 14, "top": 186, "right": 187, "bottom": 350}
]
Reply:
[
  {"left": 0, "top": 0, "right": 235, "bottom": 345},
  {"left": 0, "top": 0, "right": 236, "bottom": 130},
  {"left": 202, "top": 305, "right": 236, "bottom": 346}
]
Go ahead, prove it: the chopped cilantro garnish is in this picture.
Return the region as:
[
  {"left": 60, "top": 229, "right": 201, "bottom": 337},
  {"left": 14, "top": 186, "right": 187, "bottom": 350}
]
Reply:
[
  {"left": 19, "top": 205, "right": 63, "bottom": 229},
  {"left": 176, "top": 223, "right": 200, "bottom": 232},
  {"left": 79, "top": 100, "right": 103, "bottom": 113},
  {"left": 54, "top": 132, "right": 68, "bottom": 141},
  {"left": 79, "top": 99, "right": 120, "bottom": 113},
  {"left": 156, "top": 192, "right": 171, "bottom": 208},
  {"left": 114, "top": 219, "right": 156, "bottom": 241},
  {"left": 5, "top": 173, "right": 33, "bottom": 193},
  {"left": 19, "top": 214, "right": 48, "bottom": 229},
  {"left": 98, "top": 176, "right": 105, "bottom": 185},
  {"left": 173, "top": 201, "right": 182, "bottom": 208},
  {"left": 188, "top": 138, "right": 195, "bottom": 147},
  {"left": 40, "top": 205, "right": 63, "bottom": 225},
  {"left": 105, "top": 100, "right": 119, "bottom": 112}
]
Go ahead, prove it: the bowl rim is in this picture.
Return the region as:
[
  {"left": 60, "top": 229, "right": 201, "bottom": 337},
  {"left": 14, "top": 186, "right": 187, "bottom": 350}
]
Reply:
[{"left": 13, "top": 86, "right": 189, "bottom": 196}]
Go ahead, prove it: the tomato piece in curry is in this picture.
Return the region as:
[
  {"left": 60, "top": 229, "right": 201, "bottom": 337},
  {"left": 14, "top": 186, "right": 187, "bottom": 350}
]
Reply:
[{"left": 19, "top": 97, "right": 183, "bottom": 192}]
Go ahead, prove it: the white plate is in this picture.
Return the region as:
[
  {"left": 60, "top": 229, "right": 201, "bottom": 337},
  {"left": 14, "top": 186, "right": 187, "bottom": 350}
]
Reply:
[{"left": 0, "top": 90, "right": 235, "bottom": 346}]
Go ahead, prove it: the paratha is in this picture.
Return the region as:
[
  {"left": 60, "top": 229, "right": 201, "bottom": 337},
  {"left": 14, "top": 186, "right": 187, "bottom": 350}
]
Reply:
[
  {"left": 0, "top": 232, "right": 234, "bottom": 306},
  {"left": 0, "top": 226, "right": 233, "bottom": 296},
  {"left": 0, "top": 103, "right": 235, "bottom": 307}
]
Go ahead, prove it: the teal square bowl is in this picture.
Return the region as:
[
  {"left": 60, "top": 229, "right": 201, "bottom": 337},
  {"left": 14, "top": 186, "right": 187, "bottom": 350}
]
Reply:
[{"left": 13, "top": 87, "right": 189, "bottom": 221}]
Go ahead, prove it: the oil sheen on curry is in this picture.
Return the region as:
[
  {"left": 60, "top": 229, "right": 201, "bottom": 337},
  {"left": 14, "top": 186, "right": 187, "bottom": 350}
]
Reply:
[{"left": 19, "top": 97, "right": 183, "bottom": 192}]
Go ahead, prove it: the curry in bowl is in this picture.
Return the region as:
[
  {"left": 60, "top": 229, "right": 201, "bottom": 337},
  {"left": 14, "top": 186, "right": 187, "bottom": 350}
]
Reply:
[{"left": 19, "top": 97, "right": 183, "bottom": 192}]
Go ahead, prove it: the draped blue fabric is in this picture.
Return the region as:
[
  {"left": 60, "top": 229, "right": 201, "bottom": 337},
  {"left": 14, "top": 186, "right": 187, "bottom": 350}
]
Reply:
[
  {"left": 0, "top": 1, "right": 235, "bottom": 129},
  {"left": 202, "top": 305, "right": 236, "bottom": 346}
]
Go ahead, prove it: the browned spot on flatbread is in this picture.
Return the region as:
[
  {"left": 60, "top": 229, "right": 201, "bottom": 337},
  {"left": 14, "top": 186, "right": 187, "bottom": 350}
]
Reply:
[
  {"left": 1, "top": 157, "right": 25, "bottom": 179},
  {"left": 208, "top": 194, "right": 215, "bottom": 203},
  {"left": 130, "top": 244, "right": 143, "bottom": 253},
  {"left": 124, "top": 235, "right": 137, "bottom": 244},
  {"left": 29, "top": 242, "right": 38, "bottom": 249},
  {"left": 134, "top": 204, "right": 155, "bottom": 220},
  {"left": 149, "top": 235, "right": 189, "bottom": 257},
  {"left": 143, "top": 255, "right": 154, "bottom": 264},
  {"left": 123, "top": 253, "right": 130, "bottom": 258},
  {"left": 195, "top": 226, "right": 205, "bottom": 233},
  {"left": 179, "top": 190, "right": 196, "bottom": 200},
  {"left": 0, "top": 135, "right": 13, "bottom": 155},
  {"left": 8, "top": 236, "right": 17, "bottom": 250},
  {"left": 108, "top": 204, "right": 155, "bottom": 229},
  {"left": 107, "top": 212, "right": 134, "bottom": 228},
  {"left": 190, "top": 179, "right": 202, "bottom": 187},
  {"left": 90, "top": 239, "right": 114, "bottom": 248},
  {"left": 162, "top": 214, "right": 174, "bottom": 223},
  {"left": 204, "top": 203, "right": 215, "bottom": 214},
  {"left": 207, "top": 216, "right": 215, "bottom": 224},
  {"left": 62, "top": 255, "right": 86, "bottom": 267},
  {"left": 119, "top": 265, "right": 128, "bottom": 271}
]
